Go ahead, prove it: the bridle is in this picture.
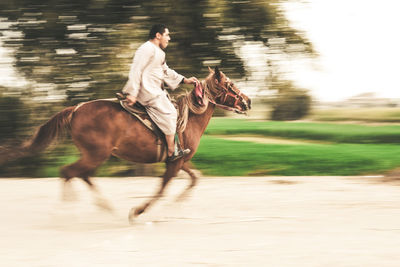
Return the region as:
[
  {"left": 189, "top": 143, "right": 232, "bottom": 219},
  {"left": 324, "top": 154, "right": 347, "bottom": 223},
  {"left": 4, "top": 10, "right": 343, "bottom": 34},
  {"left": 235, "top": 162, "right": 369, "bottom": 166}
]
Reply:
[
  {"left": 177, "top": 76, "right": 249, "bottom": 134},
  {"left": 202, "top": 78, "right": 248, "bottom": 114}
]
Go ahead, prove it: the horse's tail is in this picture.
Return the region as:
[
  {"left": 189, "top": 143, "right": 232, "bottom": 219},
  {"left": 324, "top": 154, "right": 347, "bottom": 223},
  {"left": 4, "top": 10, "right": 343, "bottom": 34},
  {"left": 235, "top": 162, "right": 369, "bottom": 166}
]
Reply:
[
  {"left": 23, "top": 106, "right": 75, "bottom": 153},
  {"left": 0, "top": 106, "right": 75, "bottom": 165}
]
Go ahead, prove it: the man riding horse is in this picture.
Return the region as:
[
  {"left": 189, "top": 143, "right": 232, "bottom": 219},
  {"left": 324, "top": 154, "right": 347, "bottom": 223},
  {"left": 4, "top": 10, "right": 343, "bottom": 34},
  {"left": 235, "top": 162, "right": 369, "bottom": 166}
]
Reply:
[
  {"left": 122, "top": 24, "right": 198, "bottom": 162},
  {"left": 0, "top": 24, "right": 251, "bottom": 220}
]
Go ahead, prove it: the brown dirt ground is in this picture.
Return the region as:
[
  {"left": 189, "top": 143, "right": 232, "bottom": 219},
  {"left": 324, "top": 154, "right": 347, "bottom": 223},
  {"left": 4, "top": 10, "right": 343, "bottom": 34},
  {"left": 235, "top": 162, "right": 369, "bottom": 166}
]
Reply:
[{"left": 1, "top": 175, "right": 400, "bottom": 266}]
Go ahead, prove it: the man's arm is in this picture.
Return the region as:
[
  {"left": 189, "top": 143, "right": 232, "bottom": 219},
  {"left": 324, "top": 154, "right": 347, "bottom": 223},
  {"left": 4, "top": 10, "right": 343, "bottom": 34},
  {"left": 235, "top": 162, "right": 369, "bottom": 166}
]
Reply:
[
  {"left": 182, "top": 77, "right": 199, "bottom": 85},
  {"left": 163, "top": 62, "right": 199, "bottom": 89},
  {"left": 162, "top": 62, "right": 185, "bottom": 90}
]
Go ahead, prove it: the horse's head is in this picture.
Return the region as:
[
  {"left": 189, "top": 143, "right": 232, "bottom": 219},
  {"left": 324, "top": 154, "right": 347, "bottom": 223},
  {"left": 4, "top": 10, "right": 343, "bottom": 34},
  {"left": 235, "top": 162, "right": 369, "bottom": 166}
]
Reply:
[{"left": 205, "top": 66, "right": 251, "bottom": 114}]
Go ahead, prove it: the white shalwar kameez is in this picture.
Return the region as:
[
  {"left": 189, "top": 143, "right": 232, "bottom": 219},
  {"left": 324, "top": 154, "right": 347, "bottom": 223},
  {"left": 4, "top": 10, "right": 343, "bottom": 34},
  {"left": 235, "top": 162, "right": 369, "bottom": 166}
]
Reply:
[{"left": 122, "top": 41, "right": 184, "bottom": 135}]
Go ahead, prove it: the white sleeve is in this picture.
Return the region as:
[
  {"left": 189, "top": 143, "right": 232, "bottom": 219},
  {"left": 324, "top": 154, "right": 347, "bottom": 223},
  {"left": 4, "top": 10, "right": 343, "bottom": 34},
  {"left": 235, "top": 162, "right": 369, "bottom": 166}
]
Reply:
[
  {"left": 123, "top": 44, "right": 154, "bottom": 97},
  {"left": 162, "top": 62, "right": 185, "bottom": 90}
]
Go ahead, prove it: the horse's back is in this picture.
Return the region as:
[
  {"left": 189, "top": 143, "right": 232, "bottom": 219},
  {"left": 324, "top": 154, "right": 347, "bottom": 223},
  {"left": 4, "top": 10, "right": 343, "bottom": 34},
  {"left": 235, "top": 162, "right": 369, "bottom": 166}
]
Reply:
[
  {"left": 71, "top": 100, "right": 123, "bottom": 129},
  {"left": 70, "top": 100, "right": 164, "bottom": 163}
]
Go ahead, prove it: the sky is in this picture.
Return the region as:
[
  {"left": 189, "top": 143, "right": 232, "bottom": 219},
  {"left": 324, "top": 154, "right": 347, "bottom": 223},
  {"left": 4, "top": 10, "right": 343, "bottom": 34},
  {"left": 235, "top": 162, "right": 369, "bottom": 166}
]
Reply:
[{"left": 282, "top": 0, "right": 400, "bottom": 102}]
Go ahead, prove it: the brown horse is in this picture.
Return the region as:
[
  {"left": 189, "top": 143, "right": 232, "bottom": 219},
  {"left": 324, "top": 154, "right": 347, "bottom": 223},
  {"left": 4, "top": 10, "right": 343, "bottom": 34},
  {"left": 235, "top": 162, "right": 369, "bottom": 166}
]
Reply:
[{"left": 5, "top": 67, "right": 251, "bottom": 221}]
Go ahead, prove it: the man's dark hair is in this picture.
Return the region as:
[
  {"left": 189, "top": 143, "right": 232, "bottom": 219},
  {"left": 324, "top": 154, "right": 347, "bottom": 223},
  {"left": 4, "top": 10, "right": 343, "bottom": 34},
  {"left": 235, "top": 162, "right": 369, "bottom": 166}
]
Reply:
[{"left": 149, "top": 24, "right": 167, "bottom": 39}]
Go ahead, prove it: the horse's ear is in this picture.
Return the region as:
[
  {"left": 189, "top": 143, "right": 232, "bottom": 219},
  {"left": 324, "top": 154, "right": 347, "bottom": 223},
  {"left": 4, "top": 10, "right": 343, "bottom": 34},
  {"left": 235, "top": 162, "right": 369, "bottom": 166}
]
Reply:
[
  {"left": 208, "top": 66, "right": 213, "bottom": 73},
  {"left": 214, "top": 66, "right": 221, "bottom": 83}
]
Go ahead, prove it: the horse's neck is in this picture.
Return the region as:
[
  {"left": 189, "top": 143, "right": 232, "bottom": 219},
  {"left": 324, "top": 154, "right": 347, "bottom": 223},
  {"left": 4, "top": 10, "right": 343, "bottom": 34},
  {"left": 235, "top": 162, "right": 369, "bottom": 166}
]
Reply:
[
  {"left": 192, "top": 78, "right": 217, "bottom": 132},
  {"left": 193, "top": 102, "right": 215, "bottom": 133},
  {"left": 183, "top": 102, "right": 215, "bottom": 147}
]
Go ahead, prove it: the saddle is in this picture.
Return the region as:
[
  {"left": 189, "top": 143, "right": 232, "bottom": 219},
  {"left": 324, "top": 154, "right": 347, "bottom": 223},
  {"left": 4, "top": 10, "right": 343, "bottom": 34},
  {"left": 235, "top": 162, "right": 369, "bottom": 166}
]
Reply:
[
  {"left": 117, "top": 93, "right": 163, "bottom": 134},
  {"left": 116, "top": 92, "right": 168, "bottom": 161}
]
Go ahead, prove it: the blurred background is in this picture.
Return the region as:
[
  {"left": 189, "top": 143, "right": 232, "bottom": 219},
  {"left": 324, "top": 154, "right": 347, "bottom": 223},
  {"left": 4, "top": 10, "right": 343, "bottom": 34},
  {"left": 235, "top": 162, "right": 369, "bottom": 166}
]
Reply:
[{"left": 1, "top": 0, "right": 400, "bottom": 177}]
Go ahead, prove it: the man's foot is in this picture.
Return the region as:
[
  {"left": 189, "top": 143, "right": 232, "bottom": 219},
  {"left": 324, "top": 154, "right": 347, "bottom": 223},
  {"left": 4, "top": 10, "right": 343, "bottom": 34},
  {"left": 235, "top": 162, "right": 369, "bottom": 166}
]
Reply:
[{"left": 167, "top": 148, "right": 191, "bottom": 162}]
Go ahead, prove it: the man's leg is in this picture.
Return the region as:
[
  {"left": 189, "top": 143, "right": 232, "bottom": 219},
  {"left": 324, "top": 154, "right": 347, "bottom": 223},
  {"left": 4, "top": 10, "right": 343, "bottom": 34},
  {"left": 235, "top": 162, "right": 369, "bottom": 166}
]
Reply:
[
  {"left": 166, "top": 134, "right": 190, "bottom": 161},
  {"left": 145, "top": 95, "right": 189, "bottom": 160},
  {"left": 165, "top": 134, "right": 175, "bottom": 157}
]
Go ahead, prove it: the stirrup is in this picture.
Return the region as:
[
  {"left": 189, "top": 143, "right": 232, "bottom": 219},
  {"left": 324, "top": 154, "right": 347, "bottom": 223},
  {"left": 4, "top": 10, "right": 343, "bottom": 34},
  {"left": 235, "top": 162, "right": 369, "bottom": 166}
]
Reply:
[{"left": 167, "top": 148, "right": 191, "bottom": 162}]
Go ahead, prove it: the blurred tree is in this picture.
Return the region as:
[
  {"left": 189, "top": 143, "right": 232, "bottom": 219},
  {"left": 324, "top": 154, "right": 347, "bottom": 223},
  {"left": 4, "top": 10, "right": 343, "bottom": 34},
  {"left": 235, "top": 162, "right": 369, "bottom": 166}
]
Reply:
[
  {"left": 269, "top": 80, "right": 312, "bottom": 121},
  {"left": 0, "top": 0, "right": 313, "bottom": 103},
  {"left": 0, "top": 93, "right": 30, "bottom": 142}
]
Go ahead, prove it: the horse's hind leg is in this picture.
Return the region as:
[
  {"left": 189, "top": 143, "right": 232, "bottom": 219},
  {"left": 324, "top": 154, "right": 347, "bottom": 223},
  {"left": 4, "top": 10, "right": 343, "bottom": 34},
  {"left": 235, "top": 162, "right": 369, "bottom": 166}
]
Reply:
[
  {"left": 81, "top": 176, "right": 114, "bottom": 212},
  {"left": 129, "top": 160, "right": 183, "bottom": 222},
  {"left": 60, "top": 150, "right": 113, "bottom": 211},
  {"left": 62, "top": 178, "right": 78, "bottom": 202}
]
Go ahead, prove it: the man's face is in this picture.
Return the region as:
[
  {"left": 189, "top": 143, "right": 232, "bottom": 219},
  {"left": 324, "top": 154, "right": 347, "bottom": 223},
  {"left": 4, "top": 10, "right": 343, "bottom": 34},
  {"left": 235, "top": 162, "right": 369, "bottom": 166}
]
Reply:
[{"left": 158, "top": 28, "right": 170, "bottom": 49}]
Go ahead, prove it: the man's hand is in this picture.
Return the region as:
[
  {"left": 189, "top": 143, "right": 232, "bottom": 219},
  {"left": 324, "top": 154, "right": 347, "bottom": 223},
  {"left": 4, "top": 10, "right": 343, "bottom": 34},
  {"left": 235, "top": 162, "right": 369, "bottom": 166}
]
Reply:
[
  {"left": 125, "top": 94, "right": 137, "bottom": 107},
  {"left": 183, "top": 77, "right": 199, "bottom": 85}
]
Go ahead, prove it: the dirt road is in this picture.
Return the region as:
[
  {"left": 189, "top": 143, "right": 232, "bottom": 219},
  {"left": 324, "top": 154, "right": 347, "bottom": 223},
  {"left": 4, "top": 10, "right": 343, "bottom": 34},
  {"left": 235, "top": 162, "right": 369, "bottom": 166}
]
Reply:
[{"left": 1, "top": 175, "right": 400, "bottom": 266}]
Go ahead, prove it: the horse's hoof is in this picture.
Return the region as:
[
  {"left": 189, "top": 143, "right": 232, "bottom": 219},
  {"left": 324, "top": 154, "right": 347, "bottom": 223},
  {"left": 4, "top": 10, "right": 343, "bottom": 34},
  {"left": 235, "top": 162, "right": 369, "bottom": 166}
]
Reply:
[
  {"left": 95, "top": 198, "right": 114, "bottom": 213},
  {"left": 135, "top": 207, "right": 145, "bottom": 216},
  {"left": 128, "top": 207, "right": 145, "bottom": 223},
  {"left": 128, "top": 207, "right": 142, "bottom": 224}
]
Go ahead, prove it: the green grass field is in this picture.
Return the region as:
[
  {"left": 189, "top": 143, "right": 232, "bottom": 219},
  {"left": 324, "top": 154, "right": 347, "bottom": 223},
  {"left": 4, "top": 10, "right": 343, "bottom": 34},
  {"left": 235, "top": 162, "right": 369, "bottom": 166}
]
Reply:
[
  {"left": 189, "top": 118, "right": 400, "bottom": 176},
  {"left": 205, "top": 118, "right": 400, "bottom": 144},
  {"left": 193, "top": 135, "right": 400, "bottom": 176}
]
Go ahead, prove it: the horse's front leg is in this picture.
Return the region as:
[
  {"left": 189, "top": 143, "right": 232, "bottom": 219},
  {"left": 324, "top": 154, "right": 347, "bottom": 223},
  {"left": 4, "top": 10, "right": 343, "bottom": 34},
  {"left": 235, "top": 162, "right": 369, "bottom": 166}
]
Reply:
[
  {"left": 182, "top": 161, "right": 198, "bottom": 188},
  {"left": 176, "top": 161, "right": 198, "bottom": 201},
  {"left": 129, "top": 160, "right": 183, "bottom": 223}
]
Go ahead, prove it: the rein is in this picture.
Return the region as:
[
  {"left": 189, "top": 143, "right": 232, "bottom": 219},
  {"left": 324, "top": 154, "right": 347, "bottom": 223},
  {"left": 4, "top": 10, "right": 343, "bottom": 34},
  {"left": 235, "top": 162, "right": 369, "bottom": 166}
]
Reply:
[{"left": 176, "top": 77, "right": 246, "bottom": 134}]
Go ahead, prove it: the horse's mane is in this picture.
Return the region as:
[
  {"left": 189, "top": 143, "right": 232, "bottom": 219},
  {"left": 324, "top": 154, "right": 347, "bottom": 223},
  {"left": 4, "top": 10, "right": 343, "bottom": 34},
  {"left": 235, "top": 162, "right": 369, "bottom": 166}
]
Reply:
[{"left": 176, "top": 73, "right": 217, "bottom": 133}]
